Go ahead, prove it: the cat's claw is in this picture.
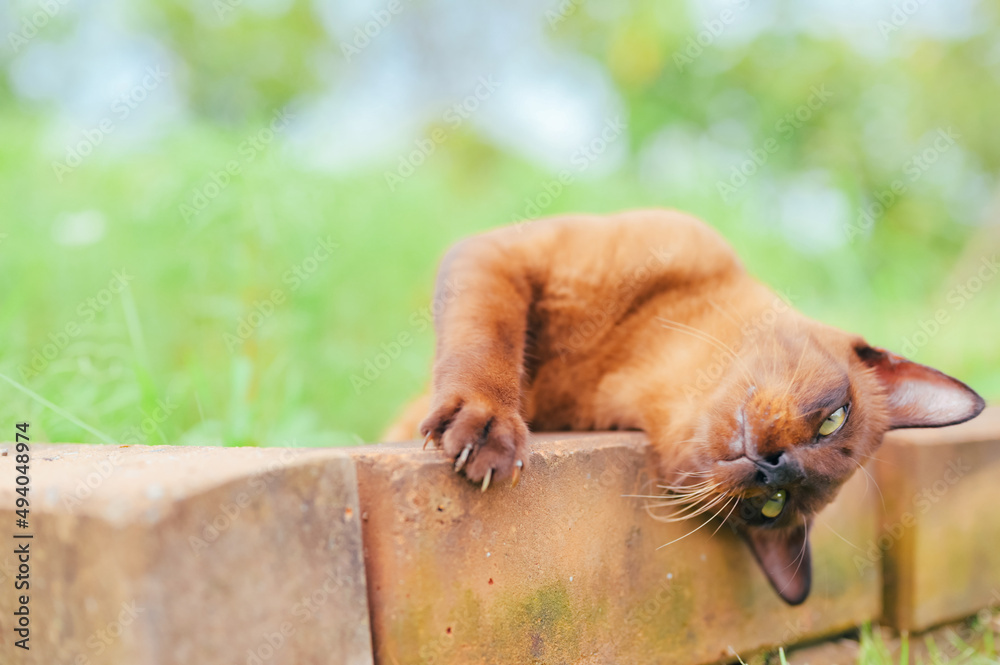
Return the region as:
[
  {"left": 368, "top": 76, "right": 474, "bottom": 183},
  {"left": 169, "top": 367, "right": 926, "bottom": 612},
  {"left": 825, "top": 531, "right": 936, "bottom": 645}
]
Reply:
[
  {"left": 511, "top": 459, "right": 523, "bottom": 488},
  {"left": 422, "top": 433, "right": 434, "bottom": 450},
  {"left": 420, "top": 395, "right": 528, "bottom": 488},
  {"left": 454, "top": 444, "right": 473, "bottom": 472}
]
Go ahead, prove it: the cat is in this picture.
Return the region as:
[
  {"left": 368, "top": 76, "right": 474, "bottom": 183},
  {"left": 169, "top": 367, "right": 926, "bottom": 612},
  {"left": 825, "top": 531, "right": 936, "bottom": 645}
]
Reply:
[{"left": 399, "top": 209, "right": 985, "bottom": 605}]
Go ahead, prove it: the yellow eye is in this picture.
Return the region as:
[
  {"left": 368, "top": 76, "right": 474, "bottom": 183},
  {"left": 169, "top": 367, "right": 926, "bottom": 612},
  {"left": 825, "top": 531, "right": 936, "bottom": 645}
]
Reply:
[
  {"left": 818, "top": 406, "right": 848, "bottom": 436},
  {"left": 761, "top": 489, "right": 786, "bottom": 519}
]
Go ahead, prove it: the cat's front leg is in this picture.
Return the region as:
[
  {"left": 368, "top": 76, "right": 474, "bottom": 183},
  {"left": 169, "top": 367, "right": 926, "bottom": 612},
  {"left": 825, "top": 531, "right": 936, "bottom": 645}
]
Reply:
[{"left": 419, "top": 237, "right": 532, "bottom": 490}]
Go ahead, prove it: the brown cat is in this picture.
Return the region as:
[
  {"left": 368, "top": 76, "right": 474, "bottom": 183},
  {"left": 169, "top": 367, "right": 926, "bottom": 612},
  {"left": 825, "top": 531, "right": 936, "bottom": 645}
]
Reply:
[{"left": 400, "top": 209, "right": 985, "bottom": 605}]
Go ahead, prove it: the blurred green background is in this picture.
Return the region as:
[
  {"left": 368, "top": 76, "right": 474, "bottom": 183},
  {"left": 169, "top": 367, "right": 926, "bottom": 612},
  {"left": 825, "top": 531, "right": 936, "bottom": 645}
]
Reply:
[{"left": 1, "top": 0, "right": 999, "bottom": 448}]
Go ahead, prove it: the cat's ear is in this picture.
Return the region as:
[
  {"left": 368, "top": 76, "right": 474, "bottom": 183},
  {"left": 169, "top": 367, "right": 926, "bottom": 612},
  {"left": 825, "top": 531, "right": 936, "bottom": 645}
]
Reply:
[
  {"left": 854, "top": 344, "right": 985, "bottom": 429},
  {"left": 741, "top": 524, "right": 811, "bottom": 605}
]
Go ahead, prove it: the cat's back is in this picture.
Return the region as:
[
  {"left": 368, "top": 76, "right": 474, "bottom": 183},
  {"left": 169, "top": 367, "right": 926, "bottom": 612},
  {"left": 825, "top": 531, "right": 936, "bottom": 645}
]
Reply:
[{"left": 478, "top": 208, "right": 742, "bottom": 283}]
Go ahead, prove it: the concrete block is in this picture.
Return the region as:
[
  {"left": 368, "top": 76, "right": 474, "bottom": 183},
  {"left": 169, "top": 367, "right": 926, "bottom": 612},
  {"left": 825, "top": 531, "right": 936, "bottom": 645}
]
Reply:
[
  {"left": 351, "top": 432, "right": 880, "bottom": 665},
  {"left": 0, "top": 444, "right": 373, "bottom": 665},
  {"left": 876, "top": 406, "right": 1000, "bottom": 632}
]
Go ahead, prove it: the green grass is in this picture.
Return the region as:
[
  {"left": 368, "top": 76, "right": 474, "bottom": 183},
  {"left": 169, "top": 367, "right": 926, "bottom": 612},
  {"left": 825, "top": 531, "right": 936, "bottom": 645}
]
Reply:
[
  {"left": 855, "top": 621, "right": 999, "bottom": 665},
  {"left": 2, "top": 109, "right": 998, "bottom": 447}
]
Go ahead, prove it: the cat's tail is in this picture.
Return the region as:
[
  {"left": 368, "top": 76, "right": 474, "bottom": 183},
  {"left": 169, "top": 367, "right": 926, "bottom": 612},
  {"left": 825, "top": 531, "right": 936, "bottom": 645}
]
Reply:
[{"left": 380, "top": 392, "right": 432, "bottom": 442}]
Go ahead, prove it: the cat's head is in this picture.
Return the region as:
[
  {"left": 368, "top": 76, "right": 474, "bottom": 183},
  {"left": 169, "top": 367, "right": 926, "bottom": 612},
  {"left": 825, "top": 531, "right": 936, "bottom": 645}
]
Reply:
[{"left": 674, "top": 318, "right": 984, "bottom": 605}]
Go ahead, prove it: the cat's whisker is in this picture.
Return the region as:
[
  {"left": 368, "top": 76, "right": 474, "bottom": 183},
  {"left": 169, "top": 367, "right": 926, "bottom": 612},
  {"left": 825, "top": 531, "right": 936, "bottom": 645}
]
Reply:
[
  {"left": 645, "top": 487, "right": 725, "bottom": 516},
  {"left": 624, "top": 494, "right": 680, "bottom": 500},
  {"left": 675, "top": 467, "right": 716, "bottom": 476},
  {"left": 777, "top": 522, "right": 813, "bottom": 602},
  {"left": 621, "top": 492, "right": 709, "bottom": 503},
  {"left": 706, "top": 299, "right": 743, "bottom": 329},
  {"left": 625, "top": 481, "right": 720, "bottom": 500},
  {"left": 650, "top": 497, "right": 722, "bottom": 516},
  {"left": 656, "top": 492, "right": 739, "bottom": 549},
  {"left": 777, "top": 522, "right": 811, "bottom": 603},
  {"left": 657, "top": 483, "right": 718, "bottom": 496},
  {"left": 662, "top": 473, "right": 716, "bottom": 483},
  {"left": 781, "top": 521, "right": 810, "bottom": 573},
  {"left": 860, "top": 452, "right": 894, "bottom": 466},
  {"left": 816, "top": 515, "right": 862, "bottom": 551},
  {"left": 649, "top": 512, "right": 722, "bottom": 524},
  {"left": 850, "top": 457, "right": 886, "bottom": 511},
  {"left": 709, "top": 495, "right": 739, "bottom": 537},
  {"left": 656, "top": 489, "right": 730, "bottom": 520},
  {"left": 658, "top": 477, "right": 720, "bottom": 490},
  {"left": 627, "top": 493, "right": 711, "bottom": 503},
  {"left": 650, "top": 494, "right": 715, "bottom": 506},
  {"left": 668, "top": 465, "right": 714, "bottom": 476},
  {"left": 706, "top": 299, "right": 761, "bottom": 366},
  {"left": 779, "top": 338, "right": 810, "bottom": 405},
  {"left": 656, "top": 318, "right": 748, "bottom": 369},
  {"left": 656, "top": 318, "right": 757, "bottom": 387},
  {"left": 660, "top": 488, "right": 716, "bottom": 497},
  {"left": 647, "top": 500, "right": 724, "bottom": 523},
  {"left": 674, "top": 436, "right": 710, "bottom": 447},
  {"left": 705, "top": 299, "right": 759, "bottom": 380},
  {"left": 658, "top": 478, "right": 716, "bottom": 489},
  {"left": 770, "top": 329, "right": 781, "bottom": 382},
  {"left": 657, "top": 487, "right": 722, "bottom": 504},
  {"left": 645, "top": 490, "right": 722, "bottom": 509},
  {"left": 642, "top": 492, "right": 718, "bottom": 523}
]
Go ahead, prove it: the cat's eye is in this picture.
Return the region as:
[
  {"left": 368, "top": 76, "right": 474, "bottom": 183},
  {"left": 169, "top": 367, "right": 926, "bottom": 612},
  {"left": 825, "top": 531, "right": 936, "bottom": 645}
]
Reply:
[
  {"left": 818, "top": 406, "right": 848, "bottom": 437},
  {"left": 761, "top": 489, "right": 786, "bottom": 519}
]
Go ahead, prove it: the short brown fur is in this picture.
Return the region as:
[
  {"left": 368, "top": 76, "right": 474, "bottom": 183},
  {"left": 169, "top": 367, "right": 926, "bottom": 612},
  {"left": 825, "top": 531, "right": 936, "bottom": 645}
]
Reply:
[{"left": 391, "top": 210, "right": 984, "bottom": 604}]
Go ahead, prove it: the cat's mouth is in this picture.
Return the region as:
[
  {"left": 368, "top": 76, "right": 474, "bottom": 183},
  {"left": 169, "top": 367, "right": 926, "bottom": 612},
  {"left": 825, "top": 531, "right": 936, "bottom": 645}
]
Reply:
[{"left": 736, "top": 487, "right": 792, "bottom": 526}]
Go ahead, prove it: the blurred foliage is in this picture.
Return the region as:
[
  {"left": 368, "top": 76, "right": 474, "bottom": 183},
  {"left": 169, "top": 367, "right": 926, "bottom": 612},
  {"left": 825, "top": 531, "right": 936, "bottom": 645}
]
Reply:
[{"left": 1, "top": 0, "right": 999, "bottom": 446}]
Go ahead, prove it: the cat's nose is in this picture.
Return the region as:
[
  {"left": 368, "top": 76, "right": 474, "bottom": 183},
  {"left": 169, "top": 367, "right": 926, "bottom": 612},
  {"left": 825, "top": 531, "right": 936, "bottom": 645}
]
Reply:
[{"left": 753, "top": 451, "right": 803, "bottom": 486}]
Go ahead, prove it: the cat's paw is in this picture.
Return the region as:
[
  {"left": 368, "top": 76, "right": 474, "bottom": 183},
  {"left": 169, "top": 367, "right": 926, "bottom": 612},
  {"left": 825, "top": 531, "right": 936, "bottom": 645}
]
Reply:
[{"left": 419, "top": 394, "right": 528, "bottom": 490}]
